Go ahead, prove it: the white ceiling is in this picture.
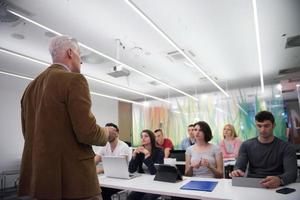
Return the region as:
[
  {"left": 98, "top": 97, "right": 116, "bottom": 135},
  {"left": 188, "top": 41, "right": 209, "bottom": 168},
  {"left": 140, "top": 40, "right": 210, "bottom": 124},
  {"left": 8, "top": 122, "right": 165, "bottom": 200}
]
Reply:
[{"left": 0, "top": 0, "right": 299, "bottom": 102}]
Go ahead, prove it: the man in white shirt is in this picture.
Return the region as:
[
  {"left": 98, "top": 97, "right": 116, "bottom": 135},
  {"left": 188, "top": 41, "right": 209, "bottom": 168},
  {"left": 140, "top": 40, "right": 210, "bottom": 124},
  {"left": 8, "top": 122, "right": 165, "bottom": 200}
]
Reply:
[{"left": 94, "top": 123, "right": 132, "bottom": 174}]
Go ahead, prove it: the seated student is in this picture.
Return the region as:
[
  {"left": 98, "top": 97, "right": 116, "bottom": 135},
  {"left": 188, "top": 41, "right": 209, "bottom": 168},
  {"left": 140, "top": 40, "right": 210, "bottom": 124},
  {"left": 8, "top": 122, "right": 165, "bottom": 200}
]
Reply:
[
  {"left": 94, "top": 123, "right": 132, "bottom": 173},
  {"left": 94, "top": 123, "right": 131, "bottom": 200},
  {"left": 128, "top": 129, "right": 164, "bottom": 200},
  {"left": 154, "top": 129, "right": 174, "bottom": 158},
  {"left": 219, "top": 124, "right": 242, "bottom": 159},
  {"left": 230, "top": 111, "right": 297, "bottom": 188},
  {"left": 180, "top": 124, "right": 195, "bottom": 150},
  {"left": 185, "top": 121, "right": 223, "bottom": 178}
]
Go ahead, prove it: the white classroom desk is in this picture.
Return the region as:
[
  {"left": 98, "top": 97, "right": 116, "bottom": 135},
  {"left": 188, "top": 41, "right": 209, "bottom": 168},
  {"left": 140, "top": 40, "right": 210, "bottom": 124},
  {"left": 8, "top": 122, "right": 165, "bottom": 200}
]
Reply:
[
  {"left": 175, "top": 161, "right": 185, "bottom": 165},
  {"left": 98, "top": 174, "right": 300, "bottom": 200}
]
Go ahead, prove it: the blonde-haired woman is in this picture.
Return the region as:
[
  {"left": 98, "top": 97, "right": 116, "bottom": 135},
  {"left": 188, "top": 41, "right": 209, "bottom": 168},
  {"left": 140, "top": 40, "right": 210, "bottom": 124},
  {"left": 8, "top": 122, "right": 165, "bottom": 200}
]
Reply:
[{"left": 219, "top": 124, "right": 242, "bottom": 159}]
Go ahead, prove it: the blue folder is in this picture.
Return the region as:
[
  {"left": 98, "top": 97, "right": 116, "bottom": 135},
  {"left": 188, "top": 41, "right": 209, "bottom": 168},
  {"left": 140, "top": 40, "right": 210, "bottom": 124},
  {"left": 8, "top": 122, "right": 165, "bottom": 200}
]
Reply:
[{"left": 180, "top": 180, "right": 218, "bottom": 192}]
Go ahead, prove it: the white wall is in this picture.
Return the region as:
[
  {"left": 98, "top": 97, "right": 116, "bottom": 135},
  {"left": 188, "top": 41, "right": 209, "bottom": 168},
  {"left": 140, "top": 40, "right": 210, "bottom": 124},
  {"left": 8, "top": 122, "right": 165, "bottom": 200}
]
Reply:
[
  {"left": 0, "top": 74, "right": 118, "bottom": 187},
  {"left": 90, "top": 94, "right": 119, "bottom": 154},
  {"left": 90, "top": 95, "right": 118, "bottom": 128}
]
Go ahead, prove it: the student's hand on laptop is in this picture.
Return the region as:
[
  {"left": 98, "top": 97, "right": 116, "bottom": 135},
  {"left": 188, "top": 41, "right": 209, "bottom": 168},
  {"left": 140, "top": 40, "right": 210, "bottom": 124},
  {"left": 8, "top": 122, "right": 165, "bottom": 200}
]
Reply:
[
  {"left": 229, "top": 169, "right": 245, "bottom": 177},
  {"left": 260, "top": 176, "right": 281, "bottom": 188}
]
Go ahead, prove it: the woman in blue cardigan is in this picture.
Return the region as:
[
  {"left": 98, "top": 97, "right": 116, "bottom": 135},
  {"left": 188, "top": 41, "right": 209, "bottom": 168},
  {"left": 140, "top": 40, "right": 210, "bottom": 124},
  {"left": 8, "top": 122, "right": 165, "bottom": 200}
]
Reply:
[{"left": 128, "top": 129, "right": 164, "bottom": 200}]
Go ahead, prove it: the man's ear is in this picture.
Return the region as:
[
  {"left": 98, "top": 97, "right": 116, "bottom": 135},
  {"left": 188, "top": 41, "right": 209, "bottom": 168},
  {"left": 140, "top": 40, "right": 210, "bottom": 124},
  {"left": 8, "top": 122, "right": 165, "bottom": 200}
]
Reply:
[{"left": 67, "top": 49, "right": 72, "bottom": 58}]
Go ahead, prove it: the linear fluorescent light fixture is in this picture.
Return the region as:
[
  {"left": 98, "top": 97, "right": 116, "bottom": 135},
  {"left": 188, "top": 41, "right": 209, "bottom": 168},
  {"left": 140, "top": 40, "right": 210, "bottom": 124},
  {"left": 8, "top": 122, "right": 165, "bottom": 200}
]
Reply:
[
  {"left": 0, "top": 70, "right": 34, "bottom": 81},
  {"left": 8, "top": 9, "right": 197, "bottom": 101},
  {"left": 0, "top": 70, "right": 145, "bottom": 106},
  {"left": 0, "top": 47, "right": 171, "bottom": 103},
  {"left": 124, "top": 0, "right": 230, "bottom": 98},
  {"left": 0, "top": 47, "right": 49, "bottom": 66},
  {"left": 85, "top": 75, "right": 171, "bottom": 104},
  {"left": 252, "top": 0, "right": 265, "bottom": 94},
  {"left": 90, "top": 92, "right": 144, "bottom": 106},
  {"left": 0, "top": 48, "right": 169, "bottom": 104}
]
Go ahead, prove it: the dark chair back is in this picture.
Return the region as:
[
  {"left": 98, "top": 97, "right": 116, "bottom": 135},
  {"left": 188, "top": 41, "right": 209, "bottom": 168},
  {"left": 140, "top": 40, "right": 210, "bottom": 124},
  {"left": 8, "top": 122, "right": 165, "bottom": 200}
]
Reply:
[
  {"left": 169, "top": 150, "right": 186, "bottom": 161},
  {"left": 124, "top": 141, "right": 131, "bottom": 147}
]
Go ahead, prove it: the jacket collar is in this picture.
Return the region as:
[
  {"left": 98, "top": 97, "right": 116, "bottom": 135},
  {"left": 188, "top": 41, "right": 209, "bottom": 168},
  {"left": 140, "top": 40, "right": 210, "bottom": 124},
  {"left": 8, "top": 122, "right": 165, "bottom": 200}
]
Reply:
[{"left": 50, "top": 63, "right": 71, "bottom": 72}]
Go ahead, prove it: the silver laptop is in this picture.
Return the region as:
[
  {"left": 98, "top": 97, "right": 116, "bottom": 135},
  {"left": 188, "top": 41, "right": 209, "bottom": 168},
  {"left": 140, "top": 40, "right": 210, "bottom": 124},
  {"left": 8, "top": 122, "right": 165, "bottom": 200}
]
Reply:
[
  {"left": 232, "top": 177, "right": 263, "bottom": 188},
  {"left": 102, "top": 156, "right": 140, "bottom": 179}
]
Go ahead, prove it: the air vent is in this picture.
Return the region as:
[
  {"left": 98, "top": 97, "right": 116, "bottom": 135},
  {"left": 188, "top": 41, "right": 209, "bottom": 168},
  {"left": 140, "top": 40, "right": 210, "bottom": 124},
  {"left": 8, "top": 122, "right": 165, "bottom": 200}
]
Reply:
[
  {"left": 149, "top": 81, "right": 160, "bottom": 86},
  {"left": 0, "top": 1, "right": 19, "bottom": 23},
  {"left": 286, "top": 35, "right": 300, "bottom": 48},
  {"left": 166, "top": 49, "right": 195, "bottom": 63},
  {"left": 276, "top": 67, "right": 300, "bottom": 81},
  {"left": 198, "top": 75, "right": 218, "bottom": 82},
  {"left": 280, "top": 79, "right": 300, "bottom": 93},
  {"left": 44, "top": 31, "right": 56, "bottom": 38},
  {"left": 279, "top": 66, "right": 300, "bottom": 75},
  {"left": 11, "top": 32, "right": 25, "bottom": 40}
]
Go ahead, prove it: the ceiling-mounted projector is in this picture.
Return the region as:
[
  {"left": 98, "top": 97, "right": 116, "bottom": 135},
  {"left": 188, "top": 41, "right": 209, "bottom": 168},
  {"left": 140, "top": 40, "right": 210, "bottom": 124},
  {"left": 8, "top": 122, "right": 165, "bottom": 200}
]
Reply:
[{"left": 107, "top": 65, "right": 130, "bottom": 78}]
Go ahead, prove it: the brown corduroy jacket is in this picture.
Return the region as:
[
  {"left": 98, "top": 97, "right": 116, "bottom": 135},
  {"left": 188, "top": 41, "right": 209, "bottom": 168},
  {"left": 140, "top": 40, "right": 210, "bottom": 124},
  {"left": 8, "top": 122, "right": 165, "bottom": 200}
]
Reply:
[{"left": 19, "top": 64, "right": 108, "bottom": 199}]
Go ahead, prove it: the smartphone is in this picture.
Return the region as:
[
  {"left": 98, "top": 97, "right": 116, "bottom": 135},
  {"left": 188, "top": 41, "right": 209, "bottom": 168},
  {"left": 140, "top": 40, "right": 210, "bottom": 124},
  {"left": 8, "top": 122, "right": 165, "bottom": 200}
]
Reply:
[{"left": 276, "top": 187, "right": 296, "bottom": 194}]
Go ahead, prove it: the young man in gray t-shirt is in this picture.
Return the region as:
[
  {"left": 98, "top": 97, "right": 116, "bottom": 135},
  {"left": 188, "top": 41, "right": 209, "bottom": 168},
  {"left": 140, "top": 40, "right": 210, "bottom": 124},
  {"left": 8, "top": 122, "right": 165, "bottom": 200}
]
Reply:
[{"left": 230, "top": 111, "right": 297, "bottom": 188}]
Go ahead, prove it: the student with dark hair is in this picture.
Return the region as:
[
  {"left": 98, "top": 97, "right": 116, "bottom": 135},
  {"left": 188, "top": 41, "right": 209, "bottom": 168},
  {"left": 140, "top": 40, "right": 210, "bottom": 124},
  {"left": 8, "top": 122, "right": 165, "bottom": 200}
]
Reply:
[
  {"left": 231, "top": 111, "right": 297, "bottom": 188},
  {"left": 185, "top": 121, "right": 223, "bottom": 178},
  {"left": 128, "top": 129, "right": 164, "bottom": 200},
  {"left": 94, "top": 123, "right": 131, "bottom": 200},
  {"left": 154, "top": 129, "right": 174, "bottom": 158},
  {"left": 180, "top": 124, "right": 195, "bottom": 150},
  {"left": 94, "top": 123, "right": 131, "bottom": 174}
]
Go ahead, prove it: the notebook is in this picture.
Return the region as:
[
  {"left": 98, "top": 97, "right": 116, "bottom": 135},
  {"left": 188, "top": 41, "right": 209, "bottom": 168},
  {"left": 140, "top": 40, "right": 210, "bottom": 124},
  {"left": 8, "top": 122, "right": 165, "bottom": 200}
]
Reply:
[
  {"left": 232, "top": 177, "right": 263, "bottom": 188},
  {"left": 102, "top": 156, "right": 140, "bottom": 179},
  {"left": 180, "top": 180, "right": 218, "bottom": 192}
]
